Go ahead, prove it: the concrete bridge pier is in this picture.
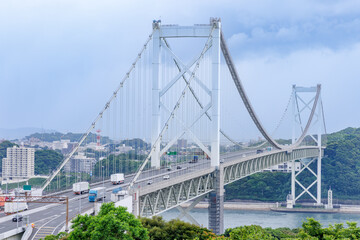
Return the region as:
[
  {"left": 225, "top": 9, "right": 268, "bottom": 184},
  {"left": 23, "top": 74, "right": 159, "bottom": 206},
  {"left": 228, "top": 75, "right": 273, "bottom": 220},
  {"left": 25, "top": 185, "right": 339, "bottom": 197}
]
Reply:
[{"left": 208, "top": 167, "right": 224, "bottom": 235}]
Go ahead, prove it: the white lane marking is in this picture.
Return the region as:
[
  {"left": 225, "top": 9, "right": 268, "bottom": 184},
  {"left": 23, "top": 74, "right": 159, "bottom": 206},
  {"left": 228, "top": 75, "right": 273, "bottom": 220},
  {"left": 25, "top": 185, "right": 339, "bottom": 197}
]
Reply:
[
  {"left": 33, "top": 215, "right": 59, "bottom": 224},
  {"left": 52, "top": 220, "right": 65, "bottom": 235},
  {"left": 32, "top": 218, "right": 56, "bottom": 240}
]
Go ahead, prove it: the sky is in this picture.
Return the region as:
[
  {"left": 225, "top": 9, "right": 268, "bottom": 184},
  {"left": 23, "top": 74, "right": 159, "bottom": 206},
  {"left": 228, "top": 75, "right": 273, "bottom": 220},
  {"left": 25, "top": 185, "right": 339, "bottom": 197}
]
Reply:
[{"left": 1, "top": 0, "right": 360, "bottom": 140}]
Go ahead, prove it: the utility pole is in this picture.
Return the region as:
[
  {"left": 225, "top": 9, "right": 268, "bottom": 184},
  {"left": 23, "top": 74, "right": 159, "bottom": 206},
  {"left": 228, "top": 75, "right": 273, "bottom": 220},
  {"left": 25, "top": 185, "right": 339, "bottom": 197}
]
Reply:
[
  {"left": 102, "top": 166, "right": 105, "bottom": 201},
  {"left": 78, "top": 172, "right": 81, "bottom": 214}
]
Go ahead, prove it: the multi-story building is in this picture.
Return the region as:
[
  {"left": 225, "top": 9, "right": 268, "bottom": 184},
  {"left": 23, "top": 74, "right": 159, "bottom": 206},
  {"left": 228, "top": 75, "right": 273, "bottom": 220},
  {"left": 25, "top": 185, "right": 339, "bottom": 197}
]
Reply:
[
  {"left": 2, "top": 146, "right": 35, "bottom": 179},
  {"left": 177, "top": 139, "right": 187, "bottom": 149},
  {"left": 64, "top": 152, "right": 96, "bottom": 174}
]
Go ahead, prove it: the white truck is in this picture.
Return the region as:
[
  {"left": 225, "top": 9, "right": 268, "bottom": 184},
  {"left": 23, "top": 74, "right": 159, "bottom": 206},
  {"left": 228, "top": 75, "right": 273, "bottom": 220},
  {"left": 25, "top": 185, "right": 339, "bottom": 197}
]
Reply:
[
  {"left": 5, "top": 202, "right": 28, "bottom": 215},
  {"left": 73, "top": 182, "right": 90, "bottom": 195},
  {"left": 111, "top": 173, "right": 125, "bottom": 185},
  {"left": 110, "top": 188, "right": 127, "bottom": 202}
]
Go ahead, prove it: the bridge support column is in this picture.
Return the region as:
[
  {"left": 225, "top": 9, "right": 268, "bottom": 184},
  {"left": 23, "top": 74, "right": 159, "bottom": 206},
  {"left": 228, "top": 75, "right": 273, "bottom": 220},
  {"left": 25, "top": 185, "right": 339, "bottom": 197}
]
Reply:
[
  {"left": 132, "top": 189, "right": 140, "bottom": 217},
  {"left": 208, "top": 167, "right": 224, "bottom": 235},
  {"left": 151, "top": 21, "right": 161, "bottom": 169}
]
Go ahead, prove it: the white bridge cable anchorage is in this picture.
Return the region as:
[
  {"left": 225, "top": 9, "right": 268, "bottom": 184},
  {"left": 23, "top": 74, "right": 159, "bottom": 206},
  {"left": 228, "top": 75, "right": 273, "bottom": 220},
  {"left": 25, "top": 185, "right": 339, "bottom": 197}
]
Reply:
[
  {"left": 127, "top": 26, "right": 216, "bottom": 191},
  {"left": 41, "top": 30, "right": 155, "bottom": 191}
]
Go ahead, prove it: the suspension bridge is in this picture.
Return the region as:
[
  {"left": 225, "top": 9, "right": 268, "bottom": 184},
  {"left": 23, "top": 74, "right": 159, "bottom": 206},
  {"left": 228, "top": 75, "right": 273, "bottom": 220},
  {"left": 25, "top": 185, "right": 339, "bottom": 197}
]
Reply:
[{"left": 0, "top": 18, "right": 326, "bottom": 237}]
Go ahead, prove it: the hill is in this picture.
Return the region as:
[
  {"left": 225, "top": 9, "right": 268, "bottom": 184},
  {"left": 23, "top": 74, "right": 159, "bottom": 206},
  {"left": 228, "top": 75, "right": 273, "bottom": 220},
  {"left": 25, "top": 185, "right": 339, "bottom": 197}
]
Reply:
[{"left": 225, "top": 127, "right": 360, "bottom": 202}]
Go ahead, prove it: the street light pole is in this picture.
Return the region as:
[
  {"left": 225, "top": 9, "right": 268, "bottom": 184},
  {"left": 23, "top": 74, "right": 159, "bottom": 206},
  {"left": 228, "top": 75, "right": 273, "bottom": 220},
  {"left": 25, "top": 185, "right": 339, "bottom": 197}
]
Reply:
[
  {"left": 78, "top": 172, "right": 81, "bottom": 214},
  {"left": 16, "top": 180, "right": 19, "bottom": 229},
  {"left": 102, "top": 166, "right": 105, "bottom": 202}
]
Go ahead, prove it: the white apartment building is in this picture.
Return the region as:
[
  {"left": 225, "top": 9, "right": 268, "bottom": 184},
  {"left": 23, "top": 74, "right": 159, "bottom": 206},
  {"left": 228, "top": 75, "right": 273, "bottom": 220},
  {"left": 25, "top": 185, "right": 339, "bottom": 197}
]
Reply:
[{"left": 2, "top": 146, "right": 35, "bottom": 179}]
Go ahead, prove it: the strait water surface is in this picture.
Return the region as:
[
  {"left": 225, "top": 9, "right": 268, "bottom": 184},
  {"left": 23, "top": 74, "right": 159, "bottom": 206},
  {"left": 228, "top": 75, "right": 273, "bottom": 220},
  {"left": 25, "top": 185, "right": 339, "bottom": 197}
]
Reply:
[{"left": 161, "top": 208, "right": 360, "bottom": 229}]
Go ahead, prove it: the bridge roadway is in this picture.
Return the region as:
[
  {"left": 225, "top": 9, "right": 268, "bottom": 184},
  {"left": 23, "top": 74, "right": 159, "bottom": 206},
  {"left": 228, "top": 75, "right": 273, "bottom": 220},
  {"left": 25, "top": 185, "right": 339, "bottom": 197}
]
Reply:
[
  {"left": 0, "top": 147, "right": 320, "bottom": 237},
  {"left": 0, "top": 149, "right": 255, "bottom": 237},
  {"left": 138, "top": 146, "right": 322, "bottom": 217}
]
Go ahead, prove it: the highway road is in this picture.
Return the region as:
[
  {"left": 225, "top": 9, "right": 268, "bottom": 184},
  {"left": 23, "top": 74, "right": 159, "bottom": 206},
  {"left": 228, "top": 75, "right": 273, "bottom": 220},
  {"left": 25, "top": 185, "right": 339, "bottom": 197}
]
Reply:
[{"left": 0, "top": 149, "right": 259, "bottom": 239}]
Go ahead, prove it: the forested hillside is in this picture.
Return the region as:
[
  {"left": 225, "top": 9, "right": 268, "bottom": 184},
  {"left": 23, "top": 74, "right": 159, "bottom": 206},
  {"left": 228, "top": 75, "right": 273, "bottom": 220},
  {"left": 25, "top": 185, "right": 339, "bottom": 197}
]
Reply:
[
  {"left": 35, "top": 149, "right": 64, "bottom": 175},
  {"left": 225, "top": 127, "right": 360, "bottom": 201}
]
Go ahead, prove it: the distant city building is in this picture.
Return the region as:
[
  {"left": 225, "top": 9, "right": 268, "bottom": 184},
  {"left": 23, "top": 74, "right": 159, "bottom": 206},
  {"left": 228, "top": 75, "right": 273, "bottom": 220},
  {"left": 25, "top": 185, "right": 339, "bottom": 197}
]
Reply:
[
  {"left": 2, "top": 146, "right": 35, "bottom": 179},
  {"left": 80, "top": 142, "right": 106, "bottom": 152},
  {"left": 51, "top": 140, "right": 70, "bottom": 150},
  {"left": 177, "top": 139, "right": 187, "bottom": 149},
  {"left": 114, "top": 144, "right": 132, "bottom": 154},
  {"left": 64, "top": 152, "right": 96, "bottom": 173}
]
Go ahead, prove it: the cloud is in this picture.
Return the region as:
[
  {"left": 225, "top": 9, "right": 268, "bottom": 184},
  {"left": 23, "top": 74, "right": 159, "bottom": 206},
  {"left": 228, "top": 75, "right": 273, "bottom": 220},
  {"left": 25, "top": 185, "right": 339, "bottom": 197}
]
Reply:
[
  {"left": 232, "top": 41, "right": 360, "bottom": 135},
  {"left": 0, "top": 0, "right": 359, "bottom": 137}
]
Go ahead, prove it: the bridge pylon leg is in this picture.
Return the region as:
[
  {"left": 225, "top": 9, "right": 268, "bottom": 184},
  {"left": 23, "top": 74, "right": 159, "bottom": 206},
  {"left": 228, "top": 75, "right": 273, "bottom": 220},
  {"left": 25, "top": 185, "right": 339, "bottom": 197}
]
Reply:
[
  {"left": 208, "top": 167, "right": 224, "bottom": 235},
  {"left": 151, "top": 21, "right": 161, "bottom": 169}
]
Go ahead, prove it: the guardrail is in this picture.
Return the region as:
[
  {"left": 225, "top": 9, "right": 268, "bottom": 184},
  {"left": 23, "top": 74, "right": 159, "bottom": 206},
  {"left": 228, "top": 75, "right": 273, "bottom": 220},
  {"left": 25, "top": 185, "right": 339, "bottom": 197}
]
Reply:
[
  {"left": 21, "top": 225, "right": 33, "bottom": 240},
  {"left": 0, "top": 227, "right": 25, "bottom": 240}
]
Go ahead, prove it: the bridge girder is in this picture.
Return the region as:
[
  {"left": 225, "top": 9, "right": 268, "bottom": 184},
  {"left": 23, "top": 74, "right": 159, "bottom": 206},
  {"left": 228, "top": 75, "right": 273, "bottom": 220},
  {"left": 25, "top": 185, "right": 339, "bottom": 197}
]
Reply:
[{"left": 137, "top": 147, "right": 322, "bottom": 217}]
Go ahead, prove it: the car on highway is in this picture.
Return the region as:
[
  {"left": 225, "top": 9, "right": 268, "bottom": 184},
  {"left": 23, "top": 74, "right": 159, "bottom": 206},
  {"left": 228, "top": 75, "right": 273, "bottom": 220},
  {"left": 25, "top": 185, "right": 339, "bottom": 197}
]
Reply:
[
  {"left": 167, "top": 167, "right": 172, "bottom": 171},
  {"left": 12, "top": 215, "right": 23, "bottom": 222},
  {"left": 147, "top": 180, "right": 153, "bottom": 185},
  {"left": 163, "top": 175, "right": 170, "bottom": 180},
  {"left": 176, "top": 165, "right": 182, "bottom": 169}
]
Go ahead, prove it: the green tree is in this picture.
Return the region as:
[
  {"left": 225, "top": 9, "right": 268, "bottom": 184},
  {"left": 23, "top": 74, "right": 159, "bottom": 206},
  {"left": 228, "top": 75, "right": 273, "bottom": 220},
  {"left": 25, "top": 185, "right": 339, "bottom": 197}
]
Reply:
[
  {"left": 300, "top": 218, "right": 323, "bottom": 239},
  {"left": 141, "top": 216, "right": 216, "bottom": 240},
  {"left": 35, "top": 149, "right": 64, "bottom": 175},
  {"left": 68, "top": 202, "right": 148, "bottom": 240},
  {"left": 44, "top": 232, "right": 68, "bottom": 240},
  {"left": 225, "top": 225, "right": 275, "bottom": 240}
]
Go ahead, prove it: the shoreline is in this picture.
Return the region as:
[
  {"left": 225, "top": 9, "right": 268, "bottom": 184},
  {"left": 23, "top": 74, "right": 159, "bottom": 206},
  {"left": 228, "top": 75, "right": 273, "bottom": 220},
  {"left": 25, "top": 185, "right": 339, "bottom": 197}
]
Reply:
[{"left": 180, "top": 201, "right": 360, "bottom": 214}]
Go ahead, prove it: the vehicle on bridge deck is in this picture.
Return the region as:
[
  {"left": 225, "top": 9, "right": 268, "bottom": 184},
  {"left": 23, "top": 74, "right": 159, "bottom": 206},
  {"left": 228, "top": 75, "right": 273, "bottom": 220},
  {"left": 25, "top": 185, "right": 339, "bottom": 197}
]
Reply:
[
  {"left": 5, "top": 202, "right": 28, "bottom": 215},
  {"left": 12, "top": 215, "right": 23, "bottom": 222},
  {"left": 0, "top": 196, "right": 5, "bottom": 211},
  {"left": 163, "top": 175, "right": 170, "bottom": 180},
  {"left": 111, "top": 173, "right": 125, "bottom": 185},
  {"left": 73, "top": 182, "right": 89, "bottom": 195},
  {"left": 189, "top": 156, "right": 199, "bottom": 163},
  {"left": 88, "top": 187, "right": 106, "bottom": 202},
  {"left": 111, "top": 189, "right": 128, "bottom": 202},
  {"left": 256, "top": 149, "right": 264, "bottom": 154}
]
